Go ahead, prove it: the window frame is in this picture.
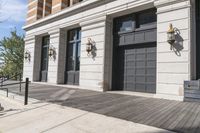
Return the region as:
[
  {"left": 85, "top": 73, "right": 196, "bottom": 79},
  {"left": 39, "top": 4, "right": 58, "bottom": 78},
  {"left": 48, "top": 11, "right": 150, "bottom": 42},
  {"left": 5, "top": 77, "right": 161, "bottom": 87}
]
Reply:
[
  {"left": 66, "top": 28, "right": 81, "bottom": 72},
  {"left": 113, "top": 8, "right": 157, "bottom": 35}
]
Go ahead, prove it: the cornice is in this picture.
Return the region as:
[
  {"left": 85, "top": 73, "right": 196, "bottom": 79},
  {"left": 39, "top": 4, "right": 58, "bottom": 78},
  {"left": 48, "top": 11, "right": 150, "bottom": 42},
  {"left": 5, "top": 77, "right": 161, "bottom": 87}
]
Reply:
[
  {"left": 154, "top": 0, "right": 189, "bottom": 8},
  {"left": 23, "top": 0, "right": 102, "bottom": 31}
]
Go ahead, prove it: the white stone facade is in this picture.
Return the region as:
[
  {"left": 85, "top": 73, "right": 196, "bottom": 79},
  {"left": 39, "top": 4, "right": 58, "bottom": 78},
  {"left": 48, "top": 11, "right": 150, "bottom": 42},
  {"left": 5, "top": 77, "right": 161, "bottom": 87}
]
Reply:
[{"left": 23, "top": 0, "right": 195, "bottom": 101}]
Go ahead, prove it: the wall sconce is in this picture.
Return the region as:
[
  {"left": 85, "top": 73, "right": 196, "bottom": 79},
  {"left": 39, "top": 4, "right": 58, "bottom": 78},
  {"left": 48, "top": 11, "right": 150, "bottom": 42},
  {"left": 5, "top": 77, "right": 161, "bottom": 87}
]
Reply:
[
  {"left": 48, "top": 45, "right": 56, "bottom": 58},
  {"left": 24, "top": 50, "right": 31, "bottom": 61},
  {"left": 86, "top": 38, "right": 93, "bottom": 55},
  {"left": 167, "top": 23, "right": 176, "bottom": 44}
]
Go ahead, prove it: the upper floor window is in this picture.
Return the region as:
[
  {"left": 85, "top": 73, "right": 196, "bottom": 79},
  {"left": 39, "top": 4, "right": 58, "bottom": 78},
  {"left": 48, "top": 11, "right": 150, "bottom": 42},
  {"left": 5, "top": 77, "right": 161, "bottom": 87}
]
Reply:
[
  {"left": 114, "top": 15, "right": 135, "bottom": 33},
  {"left": 114, "top": 8, "right": 157, "bottom": 34},
  {"left": 137, "top": 9, "right": 157, "bottom": 28}
]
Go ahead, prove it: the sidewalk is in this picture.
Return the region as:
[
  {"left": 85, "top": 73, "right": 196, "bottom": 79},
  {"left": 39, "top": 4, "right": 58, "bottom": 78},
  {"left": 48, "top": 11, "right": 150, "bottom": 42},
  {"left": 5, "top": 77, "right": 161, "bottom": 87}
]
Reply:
[{"left": 0, "top": 95, "right": 174, "bottom": 133}]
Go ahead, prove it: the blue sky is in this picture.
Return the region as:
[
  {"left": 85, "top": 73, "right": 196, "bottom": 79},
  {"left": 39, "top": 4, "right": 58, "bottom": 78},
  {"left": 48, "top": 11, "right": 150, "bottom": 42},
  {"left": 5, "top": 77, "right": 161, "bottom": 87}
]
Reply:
[{"left": 0, "top": 0, "right": 27, "bottom": 40}]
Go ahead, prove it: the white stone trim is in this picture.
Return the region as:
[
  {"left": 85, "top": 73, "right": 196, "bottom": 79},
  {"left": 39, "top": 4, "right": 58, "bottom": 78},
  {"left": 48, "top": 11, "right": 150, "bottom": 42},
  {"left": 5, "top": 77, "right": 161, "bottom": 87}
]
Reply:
[
  {"left": 80, "top": 15, "right": 106, "bottom": 27},
  {"left": 154, "top": 0, "right": 189, "bottom": 7},
  {"left": 156, "top": 4, "right": 191, "bottom": 14}
]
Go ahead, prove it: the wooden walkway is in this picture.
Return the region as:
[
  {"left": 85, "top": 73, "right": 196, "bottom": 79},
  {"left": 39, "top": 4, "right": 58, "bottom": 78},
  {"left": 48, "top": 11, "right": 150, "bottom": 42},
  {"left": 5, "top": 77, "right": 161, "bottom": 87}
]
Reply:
[{"left": 5, "top": 82, "right": 200, "bottom": 133}]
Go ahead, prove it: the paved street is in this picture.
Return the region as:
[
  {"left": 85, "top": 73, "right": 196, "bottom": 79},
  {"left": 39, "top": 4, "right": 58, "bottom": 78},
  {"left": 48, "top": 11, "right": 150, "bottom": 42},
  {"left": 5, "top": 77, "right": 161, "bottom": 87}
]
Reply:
[{"left": 1, "top": 82, "right": 200, "bottom": 133}]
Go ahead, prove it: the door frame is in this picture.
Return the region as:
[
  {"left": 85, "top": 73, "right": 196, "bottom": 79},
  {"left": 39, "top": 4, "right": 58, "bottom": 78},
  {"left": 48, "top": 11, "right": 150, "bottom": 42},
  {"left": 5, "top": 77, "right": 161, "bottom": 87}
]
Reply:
[
  {"left": 65, "top": 28, "right": 81, "bottom": 85},
  {"left": 40, "top": 36, "right": 50, "bottom": 82},
  {"left": 112, "top": 8, "right": 157, "bottom": 93},
  {"left": 196, "top": 0, "right": 200, "bottom": 79}
]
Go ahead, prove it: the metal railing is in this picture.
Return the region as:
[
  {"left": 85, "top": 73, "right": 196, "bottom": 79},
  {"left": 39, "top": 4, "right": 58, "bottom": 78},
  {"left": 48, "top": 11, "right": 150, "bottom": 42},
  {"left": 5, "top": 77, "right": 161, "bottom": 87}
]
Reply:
[
  {"left": 0, "top": 73, "right": 30, "bottom": 105},
  {"left": 0, "top": 73, "right": 22, "bottom": 92}
]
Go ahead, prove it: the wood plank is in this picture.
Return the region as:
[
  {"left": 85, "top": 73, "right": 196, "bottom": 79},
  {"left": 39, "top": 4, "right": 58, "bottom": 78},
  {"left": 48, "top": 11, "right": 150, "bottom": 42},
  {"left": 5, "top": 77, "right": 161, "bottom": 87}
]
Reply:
[
  {"left": 150, "top": 102, "right": 182, "bottom": 128},
  {"left": 175, "top": 103, "right": 198, "bottom": 132},
  {"left": 187, "top": 105, "right": 200, "bottom": 133},
  {"left": 184, "top": 104, "right": 200, "bottom": 133},
  {"left": 142, "top": 100, "right": 179, "bottom": 125},
  {"left": 94, "top": 97, "right": 147, "bottom": 115},
  {"left": 106, "top": 98, "right": 156, "bottom": 120},
  {"left": 159, "top": 102, "right": 189, "bottom": 129},
  {"left": 130, "top": 99, "right": 171, "bottom": 122}
]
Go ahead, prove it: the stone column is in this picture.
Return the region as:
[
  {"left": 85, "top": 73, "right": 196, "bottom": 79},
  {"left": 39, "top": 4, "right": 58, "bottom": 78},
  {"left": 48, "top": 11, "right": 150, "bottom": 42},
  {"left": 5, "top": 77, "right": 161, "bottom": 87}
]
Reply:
[
  {"left": 57, "top": 29, "right": 67, "bottom": 84},
  {"left": 23, "top": 35, "right": 37, "bottom": 81},
  {"left": 154, "top": 0, "right": 191, "bottom": 100},
  {"left": 32, "top": 36, "right": 42, "bottom": 82},
  {"left": 48, "top": 29, "right": 67, "bottom": 84},
  {"left": 103, "top": 17, "right": 113, "bottom": 91},
  {"left": 79, "top": 15, "right": 107, "bottom": 91}
]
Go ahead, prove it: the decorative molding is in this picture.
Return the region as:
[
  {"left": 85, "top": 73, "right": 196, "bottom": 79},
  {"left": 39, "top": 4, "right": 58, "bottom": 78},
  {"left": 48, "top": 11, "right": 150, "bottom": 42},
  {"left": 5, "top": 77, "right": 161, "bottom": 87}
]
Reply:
[
  {"left": 154, "top": 0, "right": 189, "bottom": 8},
  {"left": 80, "top": 15, "right": 106, "bottom": 27}
]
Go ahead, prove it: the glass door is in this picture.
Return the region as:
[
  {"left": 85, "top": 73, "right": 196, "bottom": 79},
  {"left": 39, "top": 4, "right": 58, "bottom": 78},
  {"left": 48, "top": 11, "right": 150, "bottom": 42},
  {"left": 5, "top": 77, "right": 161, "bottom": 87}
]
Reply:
[
  {"left": 65, "top": 28, "right": 81, "bottom": 85},
  {"left": 40, "top": 36, "right": 49, "bottom": 82}
]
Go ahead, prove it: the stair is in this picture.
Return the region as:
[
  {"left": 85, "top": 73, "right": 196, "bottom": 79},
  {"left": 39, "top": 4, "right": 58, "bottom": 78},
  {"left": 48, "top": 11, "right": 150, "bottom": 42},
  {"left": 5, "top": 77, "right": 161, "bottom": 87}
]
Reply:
[{"left": 184, "top": 80, "right": 200, "bottom": 102}]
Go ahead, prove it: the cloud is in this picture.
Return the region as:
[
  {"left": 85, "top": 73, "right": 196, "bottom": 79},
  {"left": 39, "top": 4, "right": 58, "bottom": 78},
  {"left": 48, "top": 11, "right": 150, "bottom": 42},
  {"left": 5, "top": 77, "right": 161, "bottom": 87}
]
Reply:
[{"left": 0, "top": 0, "right": 27, "bottom": 22}]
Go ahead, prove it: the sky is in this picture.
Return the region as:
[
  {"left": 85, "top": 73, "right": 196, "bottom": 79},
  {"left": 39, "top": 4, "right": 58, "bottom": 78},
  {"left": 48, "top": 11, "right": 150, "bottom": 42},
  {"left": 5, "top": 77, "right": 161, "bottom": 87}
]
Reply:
[{"left": 0, "top": 0, "right": 27, "bottom": 40}]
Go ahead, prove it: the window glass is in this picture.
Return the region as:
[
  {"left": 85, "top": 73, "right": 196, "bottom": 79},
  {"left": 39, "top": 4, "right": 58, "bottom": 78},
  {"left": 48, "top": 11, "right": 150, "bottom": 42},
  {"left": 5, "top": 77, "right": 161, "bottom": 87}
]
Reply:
[
  {"left": 138, "top": 10, "right": 156, "bottom": 28},
  {"left": 76, "top": 42, "right": 81, "bottom": 71},
  {"left": 41, "top": 36, "right": 49, "bottom": 71},
  {"left": 115, "top": 15, "right": 135, "bottom": 33},
  {"left": 69, "top": 30, "right": 76, "bottom": 41},
  {"left": 67, "top": 43, "right": 76, "bottom": 71},
  {"left": 41, "top": 48, "right": 47, "bottom": 71},
  {"left": 120, "top": 19, "right": 133, "bottom": 32},
  {"left": 77, "top": 29, "right": 81, "bottom": 40}
]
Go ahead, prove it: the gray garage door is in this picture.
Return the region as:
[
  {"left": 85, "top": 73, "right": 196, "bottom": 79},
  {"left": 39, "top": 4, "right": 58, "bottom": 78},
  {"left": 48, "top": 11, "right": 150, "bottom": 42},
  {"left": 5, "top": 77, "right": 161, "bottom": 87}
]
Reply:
[{"left": 114, "top": 43, "right": 156, "bottom": 93}]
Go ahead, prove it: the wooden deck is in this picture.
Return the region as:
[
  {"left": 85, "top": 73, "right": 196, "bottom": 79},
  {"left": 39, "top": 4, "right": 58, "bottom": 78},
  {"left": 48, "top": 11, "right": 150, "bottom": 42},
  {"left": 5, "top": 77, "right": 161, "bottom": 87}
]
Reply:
[{"left": 5, "top": 82, "right": 200, "bottom": 133}]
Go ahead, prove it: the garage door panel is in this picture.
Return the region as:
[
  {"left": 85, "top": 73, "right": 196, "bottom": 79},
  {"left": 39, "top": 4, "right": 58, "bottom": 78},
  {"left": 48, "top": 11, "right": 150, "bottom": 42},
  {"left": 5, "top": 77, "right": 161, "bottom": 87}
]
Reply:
[
  {"left": 136, "top": 61, "right": 145, "bottom": 67},
  {"left": 126, "top": 54, "right": 135, "bottom": 60},
  {"left": 136, "top": 68, "right": 146, "bottom": 75},
  {"left": 114, "top": 43, "right": 156, "bottom": 93},
  {"left": 136, "top": 48, "right": 145, "bottom": 53},
  {"left": 146, "top": 68, "right": 156, "bottom": 74},
  {"left": 126, "top": 69, "right": 135, "bottom": 75},
  {"left": 146, "top": 84, "right": 156, "bottom": 93},
  {"left": 136, "top": 54, "right": 146, "bottom": 60},
  {"left": 147, "top": 53, "right": 156, "bottom": 60},
  {"left": 126, "top": 61, "right": 135, "bottom": 66},
  {"left": 136, "top": 84, "right": 146, "bottom": 92},
  {"left": 146, "top": 76, "right": 156, "bottom": 82},
  {"left": 147, "top": 47, "right": 156, "bottom": 52},
  {"left": 147, "top": 61, "right": 156, "bottom": 67},
  {"left": 136, "top": 76, "right": 145, "bottom": 82}
]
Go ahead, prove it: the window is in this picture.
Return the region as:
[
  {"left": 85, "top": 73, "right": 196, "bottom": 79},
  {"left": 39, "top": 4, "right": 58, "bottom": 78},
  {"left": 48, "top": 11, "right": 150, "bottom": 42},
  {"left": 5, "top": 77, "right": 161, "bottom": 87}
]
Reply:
[
  {"left": 137, "top": 9, "right": 157, "bottom": 28},
  {"left": 114, "top": 15, "right": 135, "bottom": 33},
  {"left": 67, "top": 28, "right": 81, "bottom": 71},
  {"left": 114, "top": 9, "right": 157, "bottom": 34}
]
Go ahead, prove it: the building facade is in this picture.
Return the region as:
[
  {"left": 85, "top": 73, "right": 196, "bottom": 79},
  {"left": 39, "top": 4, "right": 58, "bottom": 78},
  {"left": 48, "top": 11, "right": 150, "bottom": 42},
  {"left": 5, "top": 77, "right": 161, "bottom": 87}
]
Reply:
[{"left": 23, "top": 0, "right": 199, "bottom": 101}]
